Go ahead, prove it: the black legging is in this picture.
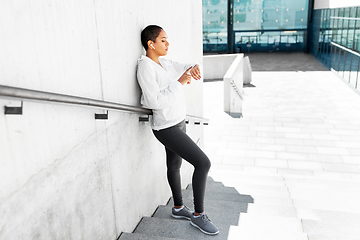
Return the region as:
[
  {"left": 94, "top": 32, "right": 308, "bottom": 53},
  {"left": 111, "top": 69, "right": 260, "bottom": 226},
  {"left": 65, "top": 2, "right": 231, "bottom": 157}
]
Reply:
[{"left": 152, "top": 120, "right": 211, "bottom": 213}]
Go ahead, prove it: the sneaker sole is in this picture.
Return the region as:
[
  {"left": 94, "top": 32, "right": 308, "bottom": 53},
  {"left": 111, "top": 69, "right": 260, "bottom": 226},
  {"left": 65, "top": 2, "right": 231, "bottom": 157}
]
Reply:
[
  {"left": 190, "top": 221, "right": 219, "bottom": 235},
  {"left": 171, "top": 214, "right": 191, "bottom": 220}
]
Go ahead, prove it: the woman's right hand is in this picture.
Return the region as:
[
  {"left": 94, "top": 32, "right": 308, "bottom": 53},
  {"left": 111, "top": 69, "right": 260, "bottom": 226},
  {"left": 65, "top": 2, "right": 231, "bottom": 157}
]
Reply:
[{"left": 178, "top": 67, "right": 193, "bottom": 85}]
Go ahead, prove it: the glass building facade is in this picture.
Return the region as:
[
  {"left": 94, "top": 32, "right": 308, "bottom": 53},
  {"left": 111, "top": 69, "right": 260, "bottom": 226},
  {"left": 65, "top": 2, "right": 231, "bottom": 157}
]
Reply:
[
  {"left": 203, "top": 0, "right": 310, "bottom": 53},
  {"left": 311, "top": 7, "right": 360, "bottom": 90}
]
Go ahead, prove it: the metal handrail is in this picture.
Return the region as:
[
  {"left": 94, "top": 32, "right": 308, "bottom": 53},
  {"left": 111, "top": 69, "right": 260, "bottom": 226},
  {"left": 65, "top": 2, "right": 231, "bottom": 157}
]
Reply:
[
  {"left": 0, "top": 84, "right": 209, "bottom": 123},
  {"left": 0, "top": 84, "right": 151, "bottom": 115}
]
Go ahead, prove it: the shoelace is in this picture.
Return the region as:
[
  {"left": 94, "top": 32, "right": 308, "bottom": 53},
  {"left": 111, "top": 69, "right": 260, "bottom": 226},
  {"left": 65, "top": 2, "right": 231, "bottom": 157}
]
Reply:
[
  {"left": 200, "top": 213, "right": 211, "bottom": 222},
  {"left": 183, "top": 206, "right": 191, "bottom": 212}
]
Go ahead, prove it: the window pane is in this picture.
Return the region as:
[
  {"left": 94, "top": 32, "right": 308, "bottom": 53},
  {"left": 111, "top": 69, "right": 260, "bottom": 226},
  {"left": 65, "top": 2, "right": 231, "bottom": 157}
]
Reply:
[
  {"left": 233, "top": 0, "right": 308, "bottom": 31},
  {"left": 332, "top": 9, "right": 339, "bottom": 44},
  {"left": 347, "top": 8, "right": 357, "bottom": 49},
  {"left": 342, "top": 8, "right": 350, "bottom": 46},
  {"left": 329, "top": 8, "right": 335, "bottom": 44},
  {"left": 337, "top": 9, "right": 344, "bottom": 44},
  {"left": 203, "top": 0, "right": 228, "bottom": 52},
  {"left": 354, "top": 8, "right": 360, "bottom": 51},
  {"left": 202, "top": 0, "right": 310, "bottom": 53}
]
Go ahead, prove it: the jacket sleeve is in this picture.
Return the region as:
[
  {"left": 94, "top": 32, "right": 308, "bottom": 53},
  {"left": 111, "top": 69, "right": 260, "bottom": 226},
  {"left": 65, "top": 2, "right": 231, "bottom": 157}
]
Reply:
[
  {"left": 168, "top": 59, "right": 197, "bottom": 75},
  {"left": 137, "top": 63, "right": 183, "bottom": 110}
]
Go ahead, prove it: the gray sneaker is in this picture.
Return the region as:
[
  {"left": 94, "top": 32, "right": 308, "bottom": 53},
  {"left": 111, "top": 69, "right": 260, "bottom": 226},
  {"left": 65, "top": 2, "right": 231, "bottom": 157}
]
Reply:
[
  {"left": 190, "top": 213, "right": 219, "bottom": 235},
  {"left": 171, "top": 206, "right": 193, "bottom": 220}
]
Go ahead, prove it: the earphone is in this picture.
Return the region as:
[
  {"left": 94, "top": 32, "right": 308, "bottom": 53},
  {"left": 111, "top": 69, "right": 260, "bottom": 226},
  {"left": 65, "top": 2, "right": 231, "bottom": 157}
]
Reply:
[{"left": 150, "top": 44, "right": 155, "bottom": 49}]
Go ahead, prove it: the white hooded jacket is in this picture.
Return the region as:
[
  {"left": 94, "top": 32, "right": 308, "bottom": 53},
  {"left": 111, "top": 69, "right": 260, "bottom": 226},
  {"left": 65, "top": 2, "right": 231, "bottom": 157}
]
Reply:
[{"left": 136, "top": 55, "right": 194, "bottom": 130}]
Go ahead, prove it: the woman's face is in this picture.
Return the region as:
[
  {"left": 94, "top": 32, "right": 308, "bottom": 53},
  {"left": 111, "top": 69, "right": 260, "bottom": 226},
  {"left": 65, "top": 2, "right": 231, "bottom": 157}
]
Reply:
[{"left": 151, "top": 30, "right": 169, "bottom": 56}]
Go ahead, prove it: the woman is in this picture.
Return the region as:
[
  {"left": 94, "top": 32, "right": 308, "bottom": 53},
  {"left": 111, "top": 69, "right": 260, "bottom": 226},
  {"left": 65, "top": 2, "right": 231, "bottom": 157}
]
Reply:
[{"left": 136, "top": 25, "right": 219, "bottom": 235}]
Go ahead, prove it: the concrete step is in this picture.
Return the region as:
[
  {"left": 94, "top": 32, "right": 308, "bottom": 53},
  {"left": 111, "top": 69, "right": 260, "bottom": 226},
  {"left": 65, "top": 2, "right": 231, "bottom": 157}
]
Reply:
[
  {"left": 121, "top": 176, "right": 250, "bottom": 240},
  {"left": 281, "top": 168, "right": 360, "bottom": 181},
  {"left": 211, "top": 162, "right": 360, "bottom": 181},
  {"left": 297, "top": 208, "right": 360, "bottom": 223},
  {"left": 293, "top": 198, "right": 360, "bottom": 213},
  {"left": 284, "top": 177, "right": 360, "bottom": 190},
  {"left": 134, "top": 217, "right": 230, "bottom": 240},
  {"left": 153, "top": 201, "right": 243, "bottom": 227},
  {"left": 210, "top": 171, "right": 289, "bottom": 190},
  {"left": 308, "top": 234, "right": 360, "bottom": 240},
  {"left": 211, "top": 164, "right": 356, "bottom": 181},
  {"left": 209, "top": 171, "right": 293, "bottom": 199},
  {"left": 209, "top": 172, "right": 286, "bottom": 187},
  {"left": 199, "top": 177, "right": 225, "bottom": 188},
  {"left": 212, "top": 173, "right": 360, "bottom": 195},
  {"left": 211, "top": 168, "right": 360, "bottom": 201},
  {"left": 228, "top": 184, "right": 291, "bottom": 198},
  {"left": 229, "top": 214, "right": 308, "bottom": 240},
  {"left": 250, "top": 195, "right": 294, "bottom": 207},
  {"left": 187, "top": 183, "right": 239, "bottom": 195},
  {"left": 288, "top": 187, "right": 360, "bottom": 204},
  {"left": 122, "top": 170, "right": 360, "bottom": 239},
  {"left": 210, "top": 177, "right": 287, "bottom": 192},
  {"left": 210, "top": 165, "right": 282, "bottom": 177},
  {"left": 247, "top": 204, "right": 298, "bottom": 218},
  {"left": 217, "top": 180, "right": 289, "bottom": 192},
  {"left": 283, "top": 172, "right": 360, "bottom": 183},
  {"left": 176, "top": 188, "right": 254, "bottom": 204},
  {"left": 300, "top": 209, "right": 360, "bottom": 239},
  {"left": 302, "top": 219, "right": 360, "bottom": 238},
  {"left": 166, "top": 197, "right": 250, "bottom": 226},
  {"left": 211, "top": 164, "right": 282, "bottom": 176},
  {"left": 119, "top": 232, "right": 181, "bottom": 240},
  {"left": 305, "top": 171, "right": 360, "bottom": 181}
]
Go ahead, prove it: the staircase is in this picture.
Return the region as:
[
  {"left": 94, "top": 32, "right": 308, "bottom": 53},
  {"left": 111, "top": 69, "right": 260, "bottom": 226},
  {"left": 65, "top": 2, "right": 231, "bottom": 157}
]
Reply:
[
  {"left": 210, "top": 168, "right": 360, "bottom": 240},
  {"left": 121, "top": 54, "right": 360, "bottom": 240},
  {"left": 200, "top": 69, "right": 360, "bottom": 240},
  {"left": 119, "top": 167, "right": 360, "bottom": 240},
  {"left": 119, "top": 177, "right": 254, "bottom": 240}
]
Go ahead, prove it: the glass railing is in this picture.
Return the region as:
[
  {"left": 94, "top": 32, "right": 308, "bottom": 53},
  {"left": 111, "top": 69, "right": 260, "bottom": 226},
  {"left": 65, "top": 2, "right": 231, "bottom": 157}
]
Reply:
[
  {"left": 233, "top": 30, "right": 306, "bottom": 53},
  {"left": 311, "top": 6, "right": 360, "bottom": 90}
]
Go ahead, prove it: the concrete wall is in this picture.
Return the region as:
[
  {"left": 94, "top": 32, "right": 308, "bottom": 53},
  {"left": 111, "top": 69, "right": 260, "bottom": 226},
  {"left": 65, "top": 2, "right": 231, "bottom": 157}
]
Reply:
[
  {"left": 314, "top": 0, "right": 360, "bottom": 9},
  {"left": 223, "top": 54, "right": 244, "bottom": 118},
  {"left": 203, "top": 54, "right": 238, "bottom": 80},
  {"left": 0, "top": 0, "right": 204, "bottom": 239}
]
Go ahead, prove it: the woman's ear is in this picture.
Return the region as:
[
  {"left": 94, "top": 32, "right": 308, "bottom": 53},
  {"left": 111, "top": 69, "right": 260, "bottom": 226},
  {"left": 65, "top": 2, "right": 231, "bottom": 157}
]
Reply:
[{"left": 148, "top": 40, "right": 155, "bottom": 50}]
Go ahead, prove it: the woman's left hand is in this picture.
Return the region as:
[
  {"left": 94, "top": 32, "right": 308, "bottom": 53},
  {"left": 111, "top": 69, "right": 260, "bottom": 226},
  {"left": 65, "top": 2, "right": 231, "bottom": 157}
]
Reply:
[{"left": 190, "top": 65, "right": 201, "bottom": 80}]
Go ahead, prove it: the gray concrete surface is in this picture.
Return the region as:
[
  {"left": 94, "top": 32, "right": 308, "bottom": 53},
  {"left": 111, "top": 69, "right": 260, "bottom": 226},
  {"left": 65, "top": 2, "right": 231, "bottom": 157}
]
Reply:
[
  {"left": 120, "top": 177, "right": 251, "bottom": 240},
  {"left": 243, "top": 53, "right": 329, "bottom": 71}
]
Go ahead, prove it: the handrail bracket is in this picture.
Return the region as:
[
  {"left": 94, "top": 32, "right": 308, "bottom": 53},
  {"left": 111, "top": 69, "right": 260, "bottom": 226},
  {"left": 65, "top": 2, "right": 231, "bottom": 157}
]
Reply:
[
  {"left": 4, "top": 101, "right": 23, "bottom": 115},
  {"left": 95, "top": 110, "right": 108, "bottom": 120}
]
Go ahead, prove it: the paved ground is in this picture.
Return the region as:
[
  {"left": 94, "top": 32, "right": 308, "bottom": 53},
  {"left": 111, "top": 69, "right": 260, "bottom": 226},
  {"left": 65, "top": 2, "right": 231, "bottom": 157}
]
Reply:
[
  {"left": 203, "top": 53, "right": 360, "bottom": 240},
  {"left": 241, "top": 52, "right": 329, "bottom": 71}
]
